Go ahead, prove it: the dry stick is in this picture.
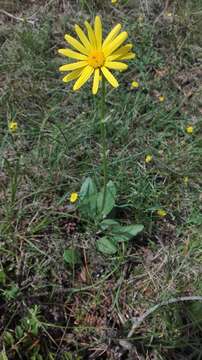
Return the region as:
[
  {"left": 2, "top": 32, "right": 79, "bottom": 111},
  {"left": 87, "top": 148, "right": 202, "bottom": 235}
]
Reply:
[
  {"left": 128, "top": 296, "right": 202, "bottom": 338},
  {"left": 0, "top": 9, "right": 36, "bottom": 25}
]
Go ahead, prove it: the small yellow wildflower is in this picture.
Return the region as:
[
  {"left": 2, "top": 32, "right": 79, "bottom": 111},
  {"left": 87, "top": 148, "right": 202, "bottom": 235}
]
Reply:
[
  {"left": 70, "top": 192, "right": 79, "bottom": 203},
  {"left": 145, "top": 154, "right": 153, "bottom": 163},
  {"left": 184, "top": 176, "right": 189, "bottom": 185},
  {"left": 159, "top": 95, "right": 165, "bottom": 102},
  {"left": 166, "top": 12, "right": 172, "bottom": 17},
  {"left": 186, "top": 126, "right": 193, "bottom": 134},
  {"left": 111, "top": 0, "right": 118, "bottom": 3},
  {"left": 131, "top": 81, "right": 139, "bottom": 89},
  {"left": 157, "top": 209, "right": 167, "bottom": 217},
  {"left": 58, "top": 16, "right": 135, "bottom": 95},
  {"left": 8, "top": 121, "right": 18, "bottom": 132}
]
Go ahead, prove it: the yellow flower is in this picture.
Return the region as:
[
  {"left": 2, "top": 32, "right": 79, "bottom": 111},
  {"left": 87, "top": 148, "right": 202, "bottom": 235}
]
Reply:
[
  {"left": 111, "top": 0, "right": 118, "bottom": 3},
  {"left": 70, "top": 192, "right": 79, "bottom": 203},
  {"left": 186, "top": 126, "right": 193, "bottom": 134},
  {"left": 131, "top": 80, "right": 139, "bottom": 89},
  {"left": 157, "top": 209, "right": 167, "bottom": 217},
  {"left": 8, "top": 121, "right": 18, "bottom": 132},
  {"left": 159, "top": 95, "right": 165, "bottom": 102},
  {"left": 166, "top": 12, "right": 172, "bottom": 17},
  {"left": 58, "top": 16, "right": 135, "bottom": 95},
  {"left": 145, "top": 154, "right": 153, "bottom": 163}
]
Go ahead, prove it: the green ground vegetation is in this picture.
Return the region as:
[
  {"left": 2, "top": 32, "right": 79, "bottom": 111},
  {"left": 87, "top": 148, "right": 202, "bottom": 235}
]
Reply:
[{"left": 0, "top": 0, "right": 202, "bottom": 359}]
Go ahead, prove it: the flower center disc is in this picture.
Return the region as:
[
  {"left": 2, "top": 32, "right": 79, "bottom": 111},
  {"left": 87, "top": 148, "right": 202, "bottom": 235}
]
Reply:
[{"left": 88, "top": 50, "right": 105, "bottom": 68}]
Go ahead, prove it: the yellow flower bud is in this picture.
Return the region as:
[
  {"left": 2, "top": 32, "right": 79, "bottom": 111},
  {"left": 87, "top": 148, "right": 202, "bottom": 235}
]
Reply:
[
  {"left": 8, "top": 121, "right": 18, "bottom": 132},
  {"left": 131, "top": 81, "right": 139, "bottom": 89},
  {"left": 186, "top": 126, "right": 193, "bottom": 134},
  {"left": 157, "top": 209, "right": 167, "bottom": 217},
  {"left": 159, "top": 95, "right": 165, "bottom": 102},
  {"left": 70, "top": 192, "right": 79, "bottom": 203},
  {"left": 145, "top": 155, "right": 153, "bottom": 163}
]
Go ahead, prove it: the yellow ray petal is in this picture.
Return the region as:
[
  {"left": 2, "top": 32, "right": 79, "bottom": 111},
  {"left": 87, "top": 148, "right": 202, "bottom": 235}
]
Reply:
[
  {"left": 62, "top": 69, "right": 83, "bottom": 83},
  {"left": 92, "top": 68, "right": 100, "bottom": 95},
  {"left": 103, "top": 31, "right": 128, "bottom": 57},
  {"left": 64, "top": 34, "right": 89, "bottom": 55},
  {"left": 101, "top": 66, "right": 119, "bottom": 88},
  {"left": 58, "top": 48, "right": 87, "bottom": 60},
  {"left": 107, "top": 44, "right": 133, "bottom": 61},
  {"left": 94, "top": 15, "right": 102, "bottom": 49},
  {"left": 73, "top": 65, "right": 94, "bottom": 91},
  {"left": 104, "top": 61, "right": 128, "bottom": 70},
  {"left": 102, "top": 24, "right": 121, "bottom": 48},
  {"left": 74, "top": 25, "right": 91, "bottom": 51},
  {"left": 120, "top": 53, "right": 136, "bottom": 60},
  {"left": 59, "top": 61, "right": 88, "bottom": 72},
  {"left": 84, "top": 21, "right": 97, "bottom": 48}
]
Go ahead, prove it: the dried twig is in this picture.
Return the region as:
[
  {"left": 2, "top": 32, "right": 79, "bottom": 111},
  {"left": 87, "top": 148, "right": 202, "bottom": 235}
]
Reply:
[
  {"left": 0, "top": 9, "right": 36, "bottom": 25},
  {"left": 128, "top": 296, "right": 202, "bottom": 338}
]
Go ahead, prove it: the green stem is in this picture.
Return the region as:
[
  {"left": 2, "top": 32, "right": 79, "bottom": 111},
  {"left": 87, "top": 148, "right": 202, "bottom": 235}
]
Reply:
[{"left": 100, "top": 78, "right": 108, "bottom": 212}]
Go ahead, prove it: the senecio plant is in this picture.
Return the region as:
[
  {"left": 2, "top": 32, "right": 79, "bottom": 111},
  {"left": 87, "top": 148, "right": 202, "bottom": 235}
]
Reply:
[{"left": 58, "top": 16, "right": 143, "bottom": 255}]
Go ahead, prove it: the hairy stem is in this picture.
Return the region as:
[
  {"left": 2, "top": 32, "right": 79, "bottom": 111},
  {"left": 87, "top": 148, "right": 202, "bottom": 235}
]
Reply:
[{"left": 100, "top": 78, "right": 107, "bottom": 212}]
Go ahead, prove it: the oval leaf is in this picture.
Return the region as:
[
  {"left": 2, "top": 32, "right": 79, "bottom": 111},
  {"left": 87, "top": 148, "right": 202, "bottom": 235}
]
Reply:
[
  {"left": 100, "top": 219, "right": 120, "bottom": 230},
  {"left": 79, "top": 177, "right": 97, "bottom": 201},
  {"left": 97, "top": 181, "right": 116, "bottom": 217},
  {"left": 112, "top": 234, "right": 130, "bottom": 242},
  {"left": 112, "top": 224, "right": 144, "bottom": 241},
  {"left": 96, "top": 237, "right": 117, "bottom": 254},
  {"left": 63, "top": 249, "right": 81, "bottom": 265},
  {"left": 79, "top": 177, "right": 97, "bottom": 218}
]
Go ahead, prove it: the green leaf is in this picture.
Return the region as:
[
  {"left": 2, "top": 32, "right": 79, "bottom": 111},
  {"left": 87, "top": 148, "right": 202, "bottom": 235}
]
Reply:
[
  {"left": 15, "top": 326, "right": 24, "bottom": 339},
  {"left": 79, "top": 177, "right": 97, "bottom": 218},
  {"left": 112, "top": 234, "right": 130, "bottom": 242},
  {"left": 100, "top": 219, "right": 120, "bottom": 230},
  {"left": 0, "top": 270, "right": 6, "bottom": 285},
  {"left": 97, "top": 181, "right": 116, "bottom": 217},
  {"left": 111, "top": 224, "right": 144, "bottom": 242},
  {"left": 63, "top": 249, "right": 81, "bottom": 265},
  {"left": 96, "top": 237, "right": 118, "bottom": 255},
  {"left": 3, "top": 331, "right": 14, "bottom": 346},
  {"left": 3, "top": 284, "right": 19, "bottom": 300},
  {"left": 0, "top": 350, "right": 8, "bottom": 360},
  {"left": 79, "top": 177, "right": 97, "bottom": 201}
]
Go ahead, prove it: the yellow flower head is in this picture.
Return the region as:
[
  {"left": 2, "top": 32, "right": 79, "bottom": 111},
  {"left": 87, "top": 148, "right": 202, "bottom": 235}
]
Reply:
[
  {"left": 159, "top": 95, "right": 165, "bottom": 102},
  {"left": 70, "top": 192, "right": 79, "bottom": 203},
  {"left": 145, "top": 154, "right": 153, "bottom": 163},
  {"left": 8, "top": 121, "right": 18, "bottom": 132},
  {"left": 58, "top": 16, "right": 135, "bottom": 94},
  {"left": 186, "top": 126, "right": 193, "bottom": 134},
  {"left": 131, "top": 80, "right": 139, "bottom": 89},
  {"left": 111, "top": 0, "right": 118, "bottom": 3},
  {"left": 157, "top": 209, "right": 167, "bottom": 217}
]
